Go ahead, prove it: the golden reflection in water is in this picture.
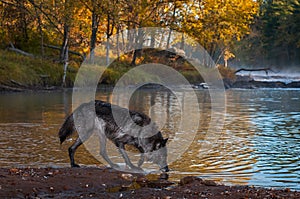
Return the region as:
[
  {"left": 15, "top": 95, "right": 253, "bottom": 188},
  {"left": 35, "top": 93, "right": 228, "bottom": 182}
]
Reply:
[
  {"left": 97, "top": 88, "right": 256, "bottom": 185},
  {"left": 167, "top": 90, "right": 258, "bottom": 185},
  {"left": 1, "top": 89, "right": 300, "bottom": 189}
]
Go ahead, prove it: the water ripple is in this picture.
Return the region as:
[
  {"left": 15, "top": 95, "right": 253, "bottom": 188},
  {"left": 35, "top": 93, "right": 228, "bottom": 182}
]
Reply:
[{"left": 0, "top": 89, "right": 300, "bottom": 190}]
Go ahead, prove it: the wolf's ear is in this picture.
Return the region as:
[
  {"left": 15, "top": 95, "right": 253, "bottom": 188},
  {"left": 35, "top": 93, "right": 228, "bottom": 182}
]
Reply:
[
  {"left": 132, "top": 115, "right": 142, "bottom": 124},
  {"left": 163, "top": 138, "right": 168, "bottom": 146}
]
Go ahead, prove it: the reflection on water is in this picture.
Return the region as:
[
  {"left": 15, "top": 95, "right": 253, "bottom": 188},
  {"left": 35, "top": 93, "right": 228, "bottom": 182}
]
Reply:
[{"left": 0, "top": 88, "right": 299, "bottom": 190}]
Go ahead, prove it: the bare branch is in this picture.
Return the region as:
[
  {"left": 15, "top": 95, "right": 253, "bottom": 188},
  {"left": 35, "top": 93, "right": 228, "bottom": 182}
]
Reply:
[{"left": 27, "top": 0, "right": 63, "bottom": 36}]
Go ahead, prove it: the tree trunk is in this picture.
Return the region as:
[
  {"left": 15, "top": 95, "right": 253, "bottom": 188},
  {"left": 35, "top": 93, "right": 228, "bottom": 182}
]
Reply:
[
  {"left": 20, "top": 0, "right": 29, "bottom": 42},
  {"left": 158, "top": 32, "right": 165, "bottom": 49},
  {"left": 224, "top": 59, "right": 228, "bottom": 67},
  {"left": 60, "top": 0, "right": 71, "bottom": 63},
  {"left": 180, "top": 33, "right": 185, "bottom": 50},
  {"left": 131, "top": 29, "right": 144, "bottom": 66},
  {"left": 60, "top": 24, "right": 69, "bottom": 62},
  {"left": 62, "top": 46, "right": 69, "bottom": 87},
  {"left": 116, "top": 25, "right": 120, "bottom": 60},
  {"left": 122, "top": 28, "right": 125, "bottom": 51},
  {"left": 33, "top": 2, "right": 44, "bottom": 57},
  {"left": 90, "top": 12, "right": 99, "bottom": 64},
  {"left": 106, "top": 36, "right": 110, "bottom": 65},
  {"left": 127, "top": 16, "right": 132, "bottom": 50},
  {"left": 106, "top": 15, "right": 110, "bottom": 66},
  {"left": 216, "top": 48, "right": 225, "bottom": 66},
  {"left": 105, "top": 13, "right": 115, "bottom": 65},
  {"left": 166, "top": 4, "right": 177, "bottom": 49},
  {"left": 166, "top": 29, "right": 172, "bottom": 49},
  {"left": 150, "top": 29, "right": 155, "bottom": 48},
  {"left": 60, "top": 3, "right": 70, "bottom": 87},
  {"left": 131, "top": 50, "right": 137, "bottom": 66}
]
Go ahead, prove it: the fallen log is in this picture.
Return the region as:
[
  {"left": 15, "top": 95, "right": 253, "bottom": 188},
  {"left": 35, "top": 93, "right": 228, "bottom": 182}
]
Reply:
[
  {"left": 43, "top": 44, "right": 85, "bottom": 60},
  {"left": 0, "top": 84, "right": 27, "bottom": 92},
  {"left": 7, "top": 43, "right": 34, "bottom": 58},
  {"left": 234, "top": 68, "right": 273, "bottom": 75},
  {"left": 10, "top": 79, "right": 28, "bottom": 88}
]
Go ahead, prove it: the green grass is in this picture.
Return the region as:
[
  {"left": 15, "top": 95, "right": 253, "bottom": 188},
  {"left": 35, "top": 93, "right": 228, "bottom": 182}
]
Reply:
[
  {"left": 77, "top": 60, "right": 161, "bottom": 86},
  {"left": 0, "top": 49, "right": 236, "bottom": 89},
  {"left": 0, "top": 50, "right": 77, "bottom": 87}
]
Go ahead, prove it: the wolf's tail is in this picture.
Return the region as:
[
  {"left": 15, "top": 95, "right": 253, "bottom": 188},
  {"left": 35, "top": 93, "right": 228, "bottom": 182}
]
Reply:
[{"left": 58, "top": 113, "right": 75, "bottom": 144}]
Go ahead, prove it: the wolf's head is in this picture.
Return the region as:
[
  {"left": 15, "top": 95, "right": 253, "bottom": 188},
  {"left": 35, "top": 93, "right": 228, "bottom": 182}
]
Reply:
[{"left": 144, "top": 132, "right": 169, "bottom": 172}]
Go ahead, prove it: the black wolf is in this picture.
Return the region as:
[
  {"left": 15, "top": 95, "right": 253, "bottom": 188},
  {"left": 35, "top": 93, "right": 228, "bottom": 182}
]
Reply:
[{"left": 58, "top": 100, "right": 169, "bottom": 172}]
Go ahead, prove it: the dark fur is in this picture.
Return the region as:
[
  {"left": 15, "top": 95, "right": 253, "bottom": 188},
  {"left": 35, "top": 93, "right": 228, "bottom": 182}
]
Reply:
[
  {"left": 58, "top": 100, "right": 169, "bottom": 172},
  {"left": 59, "top": 114, "right": 75, "bottom": 144}
]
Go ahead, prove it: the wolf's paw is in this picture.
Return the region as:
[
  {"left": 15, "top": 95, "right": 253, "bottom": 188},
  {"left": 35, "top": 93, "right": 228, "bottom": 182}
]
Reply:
[
  {"left": 71, "top": 163, "right": 80, "bottom": 168},
  {"left": 130, "top": 165, "right": 144, "bottom": 172},
  {"left": 110, "top": 163, "right": 120, "bottom": 170}
]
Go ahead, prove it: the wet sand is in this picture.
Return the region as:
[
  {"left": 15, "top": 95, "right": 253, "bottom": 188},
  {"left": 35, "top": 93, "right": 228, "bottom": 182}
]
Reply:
[{"left": 0, "top": 167, "right": 299, "bottom": 198}]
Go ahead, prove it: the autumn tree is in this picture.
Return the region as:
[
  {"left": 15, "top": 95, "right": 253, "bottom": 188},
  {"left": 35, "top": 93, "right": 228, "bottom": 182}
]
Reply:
[
  {"left": 181, "top": 0, "right": 258, "bottom": 66},
  {"left": 0, "top": 0, "right": 34, "bottom": 49},
  {"left": 117, "top": 0, "right": 169, "bottom": 65},
  {"left": 0, "top": 0, "right": 269, "bottom": 70}
]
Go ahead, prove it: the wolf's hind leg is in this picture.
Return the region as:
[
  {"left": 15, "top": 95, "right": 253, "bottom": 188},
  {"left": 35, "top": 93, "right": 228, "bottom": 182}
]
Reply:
[
  {"left": 68, "top": 130, "right": 93, "bottom": 168},
  {"left": 68, "top": 138, "right": 82, "bottom": 168}
]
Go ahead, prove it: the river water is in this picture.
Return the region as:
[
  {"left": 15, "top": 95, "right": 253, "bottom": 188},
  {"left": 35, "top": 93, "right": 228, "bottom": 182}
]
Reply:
[{"left": 0, "top": 88, "right": 299, "bottom": 190}]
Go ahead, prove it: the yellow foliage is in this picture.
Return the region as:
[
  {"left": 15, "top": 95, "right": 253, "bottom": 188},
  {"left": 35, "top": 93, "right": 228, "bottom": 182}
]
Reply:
[
  {"left": 217, "top": 65, "right": 236, "bottom": 80},
  {"left": 0, "top": 0, "right": 259, "bottom": 69}
]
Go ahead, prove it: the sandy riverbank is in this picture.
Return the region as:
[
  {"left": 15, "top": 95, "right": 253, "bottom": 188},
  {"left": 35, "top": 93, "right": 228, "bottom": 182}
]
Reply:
[{"left": 0, "top": 167, "right": 299, "bottom": 198}]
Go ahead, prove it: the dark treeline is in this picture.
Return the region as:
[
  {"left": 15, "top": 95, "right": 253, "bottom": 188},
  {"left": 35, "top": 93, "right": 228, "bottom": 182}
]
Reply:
[{"left": 234, "top": 0, "right": 300, "bottom": 69}]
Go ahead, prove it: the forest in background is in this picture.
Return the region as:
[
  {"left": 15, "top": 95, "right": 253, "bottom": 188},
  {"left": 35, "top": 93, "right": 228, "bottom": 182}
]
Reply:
[
  {"left": 0, "top": 0, "right": 299, "bottom": 87},
  {"left": 235, "top": 0, "right": 300, "bottom": 69}
]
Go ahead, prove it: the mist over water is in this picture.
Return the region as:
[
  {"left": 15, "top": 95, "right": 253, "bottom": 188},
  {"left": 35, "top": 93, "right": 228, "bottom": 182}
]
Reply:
[{"left": 235, "top": 66, "right": 300, "bottom": 84}]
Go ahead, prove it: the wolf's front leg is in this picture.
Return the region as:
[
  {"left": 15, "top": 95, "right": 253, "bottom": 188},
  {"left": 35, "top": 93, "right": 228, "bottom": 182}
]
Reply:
[
  {"left": 138, "top": 153, "right": 145, "bottom": 167},
  {"left": 118, "top": 144, "right": 143, "bottom": 172},
  {"left": 98, "top": 133, "right": 120, "bottom": 169},
  {"left": 95, "top": 118, "right": 120, "bottom": 169}
]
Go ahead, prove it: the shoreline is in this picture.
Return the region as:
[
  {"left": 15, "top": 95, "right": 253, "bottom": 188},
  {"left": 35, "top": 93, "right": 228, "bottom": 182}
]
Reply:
[
  {"left": 0, "top": 84, "right": 115, "bottom": 93},
  {"left": 0, "top": 167, "right": 299, "bottom": 198},
  {"left": 231, "top": 80, "right": 300, "bottom": 89},
  {"left": 1, "top": 80, "right": 300, "bottom": 93}
]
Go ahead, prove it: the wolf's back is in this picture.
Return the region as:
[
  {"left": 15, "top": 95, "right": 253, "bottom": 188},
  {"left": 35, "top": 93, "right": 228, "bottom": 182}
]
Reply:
[{"left": 58, "top": 113, "right": 75, "bottom": 144}]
